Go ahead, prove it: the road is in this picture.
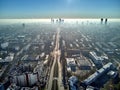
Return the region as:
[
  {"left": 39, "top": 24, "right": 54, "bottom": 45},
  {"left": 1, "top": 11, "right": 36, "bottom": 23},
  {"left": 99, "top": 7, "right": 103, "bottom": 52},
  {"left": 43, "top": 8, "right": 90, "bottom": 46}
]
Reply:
[{"left": 47, "top": 27, "right": 64, "bottom": 90}]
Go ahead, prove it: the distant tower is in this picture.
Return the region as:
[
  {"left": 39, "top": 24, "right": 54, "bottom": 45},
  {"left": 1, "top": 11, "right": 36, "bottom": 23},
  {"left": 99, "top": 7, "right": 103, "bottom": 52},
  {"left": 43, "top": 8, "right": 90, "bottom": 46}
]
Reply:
[
  {"left": 101, "top": 18, "right": 103, "bottom": 24},
  {"left": 59, "top": 18, "right": 62, "bottom": 23},
  {"left": 51, "top": 18, "right": 54, "bottom": 23},
  {"left": 22, "top": 23, "right": 25, "bottom": 28},
  {"left": 105, "top": 18, "right": 107, "bottom": 24},
  {"left": 62, "top": 19, "right": 64, "bottom": 23},
  {"left": 56, "top": 19, "right": 59, "bottom": 23}
]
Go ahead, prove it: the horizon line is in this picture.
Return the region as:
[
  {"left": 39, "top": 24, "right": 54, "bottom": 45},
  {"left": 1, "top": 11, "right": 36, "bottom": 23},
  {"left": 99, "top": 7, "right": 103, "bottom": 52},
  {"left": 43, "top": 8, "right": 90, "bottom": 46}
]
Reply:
[{"left": 0, "top": 18, "right": 120, "bottom": 19}]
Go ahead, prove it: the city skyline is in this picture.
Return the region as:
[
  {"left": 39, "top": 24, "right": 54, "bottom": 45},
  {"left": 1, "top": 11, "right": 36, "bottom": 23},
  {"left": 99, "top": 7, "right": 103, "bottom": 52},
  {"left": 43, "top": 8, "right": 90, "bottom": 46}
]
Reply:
[
  {"left": 0, "top": 0, "right": 120, "bottom": 18},
  {"left": 0, "top": 1, "right": 120, "bottom": 89}
]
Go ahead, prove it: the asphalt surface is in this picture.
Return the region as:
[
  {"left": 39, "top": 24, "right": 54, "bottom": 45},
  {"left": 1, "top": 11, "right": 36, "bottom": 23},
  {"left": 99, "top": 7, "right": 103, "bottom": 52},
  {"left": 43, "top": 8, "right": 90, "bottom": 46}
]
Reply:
[{"left": 47, "top": 27, "right": 64, "bottom": 90}]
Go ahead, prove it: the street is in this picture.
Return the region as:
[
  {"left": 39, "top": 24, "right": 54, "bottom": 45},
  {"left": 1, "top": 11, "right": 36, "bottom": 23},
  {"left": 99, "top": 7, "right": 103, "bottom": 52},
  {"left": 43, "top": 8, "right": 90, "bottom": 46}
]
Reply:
[{"left": 47, "top": 27, "right": 64, "bottom": 90}]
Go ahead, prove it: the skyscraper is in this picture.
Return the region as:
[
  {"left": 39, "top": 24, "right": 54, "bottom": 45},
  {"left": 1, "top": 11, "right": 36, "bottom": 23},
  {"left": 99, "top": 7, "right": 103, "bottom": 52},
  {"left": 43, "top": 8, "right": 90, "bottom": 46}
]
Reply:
[
  {"left": 105, "top": 18, "right": 108, "bottom": 24},
  {"left": 101, "top": 18, "right": 103, "bottom": 24}
]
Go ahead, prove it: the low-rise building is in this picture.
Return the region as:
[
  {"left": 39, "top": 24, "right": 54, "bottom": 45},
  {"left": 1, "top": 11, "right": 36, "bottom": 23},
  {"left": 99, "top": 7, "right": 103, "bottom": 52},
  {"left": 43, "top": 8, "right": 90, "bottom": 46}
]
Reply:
[
  {"left": 66, "top": 58, "right": 76, "bottom": 72},
  {"left": 68, "top": 76, "right": 79, "bottom": 90},
  {"left": 81, "top": 62, "right": 113, "bottom": 87},
  {"left": 89, "top": 51, "right": 103, "bottom": 68}
]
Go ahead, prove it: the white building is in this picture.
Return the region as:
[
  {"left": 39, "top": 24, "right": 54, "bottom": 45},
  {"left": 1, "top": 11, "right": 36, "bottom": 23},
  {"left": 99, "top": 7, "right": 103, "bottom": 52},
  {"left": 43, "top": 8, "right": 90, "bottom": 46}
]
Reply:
[
  {"left": 66, "top": 58, "right": 76, "bottom": 72},
  {"left": 89, "top": 51, "right": 103, "bottom": 65}
]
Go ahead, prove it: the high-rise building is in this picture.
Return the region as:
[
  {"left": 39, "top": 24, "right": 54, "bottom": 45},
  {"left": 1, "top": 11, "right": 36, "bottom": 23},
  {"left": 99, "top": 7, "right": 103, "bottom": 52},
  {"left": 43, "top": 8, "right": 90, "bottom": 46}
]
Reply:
[
  {"left": 101, "top": 18, "right": 103, "bottom": 24},
  {"left": 105, "top": 18, "right": 107, "bottom": 24},
  {"left": 12, "top": 73, "right": 38, "bottom": 87},
  {"left": 22, "top": 23, "right": 25, "bottom": 28}
]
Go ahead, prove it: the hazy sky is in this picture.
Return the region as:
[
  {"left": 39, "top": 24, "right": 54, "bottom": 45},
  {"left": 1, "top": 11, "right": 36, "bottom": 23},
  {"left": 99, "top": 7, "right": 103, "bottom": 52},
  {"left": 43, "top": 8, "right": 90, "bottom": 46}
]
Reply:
[{"left": 0, "top": 0, "right": 120, "bottom": 18}]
